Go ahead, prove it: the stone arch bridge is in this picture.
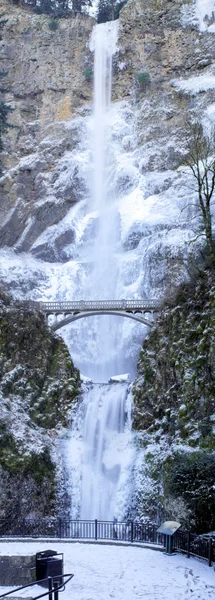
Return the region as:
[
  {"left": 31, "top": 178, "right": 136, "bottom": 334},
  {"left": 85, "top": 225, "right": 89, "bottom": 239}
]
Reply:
[{"left": 27, "top": 299, "right": 160, "bottom": 330}]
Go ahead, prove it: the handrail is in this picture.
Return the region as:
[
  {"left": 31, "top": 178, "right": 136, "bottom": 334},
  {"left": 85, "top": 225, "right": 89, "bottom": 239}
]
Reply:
[
  {"left": 0, "top": 573, "right": 74, "bottom": 600},
  {"left": 23, "top": 299, "right": 160, "bottom": 311}
]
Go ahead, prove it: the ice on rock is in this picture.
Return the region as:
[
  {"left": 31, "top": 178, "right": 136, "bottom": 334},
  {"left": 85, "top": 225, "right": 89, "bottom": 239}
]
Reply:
[
  {"left": 109, "top": 374, "right": 131, "bottom": 383},
  {"left": 172, "top": 72, "right": 215, "bottom": 94}
]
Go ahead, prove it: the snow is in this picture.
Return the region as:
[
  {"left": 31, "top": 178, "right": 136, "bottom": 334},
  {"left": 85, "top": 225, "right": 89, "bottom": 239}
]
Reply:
[
  {"left": 0, "top": 541, "right": 214, "bottom": 600},
  {"left": 181, "top": 0, "right": 215, "bottom": 32},
  {"left": 80, "top": 374, "right": 93, "bottom": 384},
  {"left": 172, "top": 73, "right": 215, "bottom": 94},
  {"left": 109, "top": 374, "right": 131, "bottom": 383},
  {"left": 195, "top": 0, "right": 215, "bottom": 31}
]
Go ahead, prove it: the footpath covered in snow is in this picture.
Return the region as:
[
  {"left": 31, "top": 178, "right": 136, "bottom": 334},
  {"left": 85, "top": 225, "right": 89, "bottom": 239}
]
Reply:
[{"left": 0, "top": 541, "right": 214, "bottom": 600}]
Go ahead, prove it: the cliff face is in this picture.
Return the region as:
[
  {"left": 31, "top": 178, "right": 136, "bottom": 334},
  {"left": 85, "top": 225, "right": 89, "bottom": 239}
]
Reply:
[
  {"left": 133, "top": 271, "right": 215, "bottom": 446},
  {"left": 0, "top": 1, "right": 95, "bottom": 252},
  {"left": 116, "top": 0, "right": 215, "bottom": 97},
  {"left": 0, "top": 0, "right": 215, "bottom": 263},
  {"left": 132, "top": 270, "right": 215, "bottom": 532},
  {"left": 0, "top": 289, "right": 81, "bottom": 521}
]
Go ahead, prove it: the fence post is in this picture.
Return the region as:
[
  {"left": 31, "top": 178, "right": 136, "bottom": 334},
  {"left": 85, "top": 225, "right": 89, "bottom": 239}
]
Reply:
[
  {"left": 48, "top": 576, "right": 53, "bottom": 600},
  {"left": 187, "top": 532, "right": 190, "bottom": 559},
  {"left": 131, "top": 521, "right": 134, "bottom": 543},
  {"left": 59, "top": 519, "right": 62, "bottom": 539},
  {"left": 208, "top": 537, "right": 212, "bottom": 567},
  {"left": 54, "top": 580, "right": 59, "bottom": 600},
  {"left": 95, "top": 519, "right": 98, "bottom": 541}
]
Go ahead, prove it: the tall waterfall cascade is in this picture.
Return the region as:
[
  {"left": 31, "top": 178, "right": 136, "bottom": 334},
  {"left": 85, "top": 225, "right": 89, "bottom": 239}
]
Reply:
[{"left": 64, "top": 21, "right": 135, "bottom": 520}]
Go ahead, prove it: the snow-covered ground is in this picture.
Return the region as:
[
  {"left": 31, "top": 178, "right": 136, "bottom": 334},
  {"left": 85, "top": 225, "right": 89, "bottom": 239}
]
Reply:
[{"left": 0, "top": 541, "right": 214, "bottom": 600}]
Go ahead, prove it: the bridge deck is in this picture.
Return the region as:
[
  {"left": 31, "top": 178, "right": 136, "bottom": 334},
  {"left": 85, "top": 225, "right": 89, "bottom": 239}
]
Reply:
[{"left": 27, "top": 299, "right": 160, "bottom": 312}]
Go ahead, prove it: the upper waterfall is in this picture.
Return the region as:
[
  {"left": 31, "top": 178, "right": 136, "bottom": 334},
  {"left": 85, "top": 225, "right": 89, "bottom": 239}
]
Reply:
[
  {"left": 90, "top": 21, "right": 119, "bottom": 214},
  {"left": 79, "top": 20, "right": 123, "bottom": 382}
]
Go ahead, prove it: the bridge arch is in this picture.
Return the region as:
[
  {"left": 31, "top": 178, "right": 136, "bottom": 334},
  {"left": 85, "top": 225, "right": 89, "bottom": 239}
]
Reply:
[{"left": 51, "top": 310, "right": 153, "bottom": 331}]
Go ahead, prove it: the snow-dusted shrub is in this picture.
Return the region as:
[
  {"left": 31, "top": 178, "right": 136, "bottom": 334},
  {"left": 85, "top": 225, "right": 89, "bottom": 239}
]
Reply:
[{"left": 163, "top": 451, "right": 215, "bottom": 533}]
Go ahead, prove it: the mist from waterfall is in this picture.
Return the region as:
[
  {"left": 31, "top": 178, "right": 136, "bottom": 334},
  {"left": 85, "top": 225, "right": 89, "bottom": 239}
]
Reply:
[{"left": 64, "top": 21, "right": 135, "bottom": 521}]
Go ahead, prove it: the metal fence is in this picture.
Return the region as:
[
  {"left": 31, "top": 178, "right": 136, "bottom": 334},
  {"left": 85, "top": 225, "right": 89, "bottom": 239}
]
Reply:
[
  {"left": 0, "top": 518, "right": 214, "bottom": 566},
  {"left": 173, "top": 529, "right": 214, "bottom": 566}
]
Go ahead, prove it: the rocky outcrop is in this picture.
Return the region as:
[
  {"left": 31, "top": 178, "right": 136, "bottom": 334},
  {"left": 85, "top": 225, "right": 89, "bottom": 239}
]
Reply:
[
  {"left": 132, "top": 269, "right": 215, "bottom": 531},
  {"left": 1, "top": 0, "right": 215, "bottom": 264},
  {"left": 133, "top": 270, "right": 215, "bottom": 445},
  {"left": 0, "top": 1, "right": 94, "bottom": 253},
  {"left": 0, "top": 288, "right": 81, "bottom": 520},
  {"left": 116, "top": 0, "right": 215, "bottom": 96}
]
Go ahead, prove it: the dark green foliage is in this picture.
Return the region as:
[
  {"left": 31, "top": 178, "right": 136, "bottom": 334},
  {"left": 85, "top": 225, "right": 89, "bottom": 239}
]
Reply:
[
  {"left": 114, "top": 0, "right": 126, "bottom": 18},
  {"left": 0, "top": 101, "right": 13, "bottom": 152},
  {"left": 96, "top": 0, "right": 126, "bottom": 23},
  {"left": 0, "top": 303, "right": 81, "bottom": 428},
  {"left": 48, "top": 18, "right": 59, "bottom": 29},
  {"left": 24, "top": 447, "right": 55, "bottom": 485},
  {"left": 0, "top": 291, "right": 81, "bottom": 520},
  {"left": 12, "top": 0, "right": 92, "bottom": 15},
  {"left": 133, "top": 270, "right": 215, "bottom": 450},
  {"left": 97, "top": 0, "right": 114, "bottom": 23},
  {"left": 84, "top": 66, "right": 93, "bottom": 81},
  {"left": 0, "top": 436, "right": 56, "bottom": 519},
  {"left": 163, "top": 452, "right": 215, "bottom": 533},
  {"left": 0, "top": 18, "right": 8, "bottom": 41},
  {"left": 135, "top": 72, "right": 151, "bottom": 92}
]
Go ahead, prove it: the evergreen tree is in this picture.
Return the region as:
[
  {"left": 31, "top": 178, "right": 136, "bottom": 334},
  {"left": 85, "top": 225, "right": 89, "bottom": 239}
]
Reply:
[
  {"left": 10, "top": 0, "right": 91, "bottom": 15},
  {"left": 96, "top": 0, "right": 126, "bottom": 23},
  {"left": 0, "top": 101, "right": 13, "bottom": 173}
]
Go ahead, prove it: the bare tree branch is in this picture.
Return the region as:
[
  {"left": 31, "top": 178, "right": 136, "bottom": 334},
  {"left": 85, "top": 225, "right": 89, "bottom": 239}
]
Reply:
[{"left": 181, "top": 120, "right": 215, "bottom": 267}]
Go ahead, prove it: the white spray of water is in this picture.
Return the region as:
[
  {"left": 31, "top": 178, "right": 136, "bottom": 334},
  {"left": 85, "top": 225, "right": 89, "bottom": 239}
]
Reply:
[
  {"left": 81, "top": 383, "right": 133, "bottom": 520},
  {"left": 65, "top": 22, "right": 135, "bottom": 521}
]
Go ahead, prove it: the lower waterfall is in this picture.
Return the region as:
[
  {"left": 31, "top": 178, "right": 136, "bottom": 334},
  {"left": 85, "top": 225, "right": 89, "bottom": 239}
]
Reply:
[{"left": 64, "top": 380, "right": 134, "bottom": 520}]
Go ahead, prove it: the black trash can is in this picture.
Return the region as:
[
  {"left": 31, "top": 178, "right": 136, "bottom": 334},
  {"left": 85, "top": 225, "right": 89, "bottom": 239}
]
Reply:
[{"left": 36, "top": 550, "right": 63, "bottom": 588}]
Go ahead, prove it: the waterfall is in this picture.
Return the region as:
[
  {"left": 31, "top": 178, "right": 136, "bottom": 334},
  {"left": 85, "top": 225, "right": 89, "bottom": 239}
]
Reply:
[
  {"left": 64, "top": 21, "right": 135, "bottom": 521},
  {"left": 64, "top": 380, "right": 134, "bottom": 520},
  {"left": 85, "top": 20, "right": 121, "bottom": 383}
]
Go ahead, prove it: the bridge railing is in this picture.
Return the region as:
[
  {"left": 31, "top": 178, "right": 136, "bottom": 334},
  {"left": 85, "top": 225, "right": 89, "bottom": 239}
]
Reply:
[{"left": 24, "top": 299, "right": 160, "bottom": 312}]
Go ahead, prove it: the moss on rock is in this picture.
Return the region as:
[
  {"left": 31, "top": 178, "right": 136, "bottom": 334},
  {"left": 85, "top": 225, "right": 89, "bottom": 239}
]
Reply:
[
  {"left": 0, "top": 291, "right": 81, "bottom": 521},
  {"left": 133, "top": 271, "right": 215, "bottom": 448},
  {"left": 132, "top": 270, "right": 215, "bottom": 531}
]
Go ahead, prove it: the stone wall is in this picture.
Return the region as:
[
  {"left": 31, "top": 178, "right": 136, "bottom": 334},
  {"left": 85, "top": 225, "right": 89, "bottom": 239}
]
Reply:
[{"left": 0, "top": 555, "right": 36, "bottom": 586}]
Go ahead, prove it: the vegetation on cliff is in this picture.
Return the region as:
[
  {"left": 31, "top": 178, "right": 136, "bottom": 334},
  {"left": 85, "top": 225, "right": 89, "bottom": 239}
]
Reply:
[
  {"left": 9, "top": 0, "right": 92, "bottom": 16},
  {"left": 133, "top": 269, "right": 215, "bottom": 532},
  {"left": 0, "top": 289, "right": 81, "bottom": 521}
]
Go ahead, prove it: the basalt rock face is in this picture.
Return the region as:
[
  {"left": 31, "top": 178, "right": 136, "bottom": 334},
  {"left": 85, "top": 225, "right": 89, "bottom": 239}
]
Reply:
[
  {"left": 116, "top": 0, "right": 214, "bottom": 97},
  {"left": 0, "top": 288, "right": 81, "bottom": 521},
  {"left": 0, "top": 1, "right": 95, "bottom": 253},
  {"left": 0, "top": 0, "right": 215, "bottom": 263}
]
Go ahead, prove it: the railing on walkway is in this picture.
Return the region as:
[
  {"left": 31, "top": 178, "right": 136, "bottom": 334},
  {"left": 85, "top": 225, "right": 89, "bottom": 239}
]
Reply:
[
  {"left": 0, "top": 518, "right": 214, "bottom": 567},
  {"left": 0, "top": 573, "right": 74, "bottom": 600},
  {"left": 173, "top": 529, "right": 214, "bottom": 567}
]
